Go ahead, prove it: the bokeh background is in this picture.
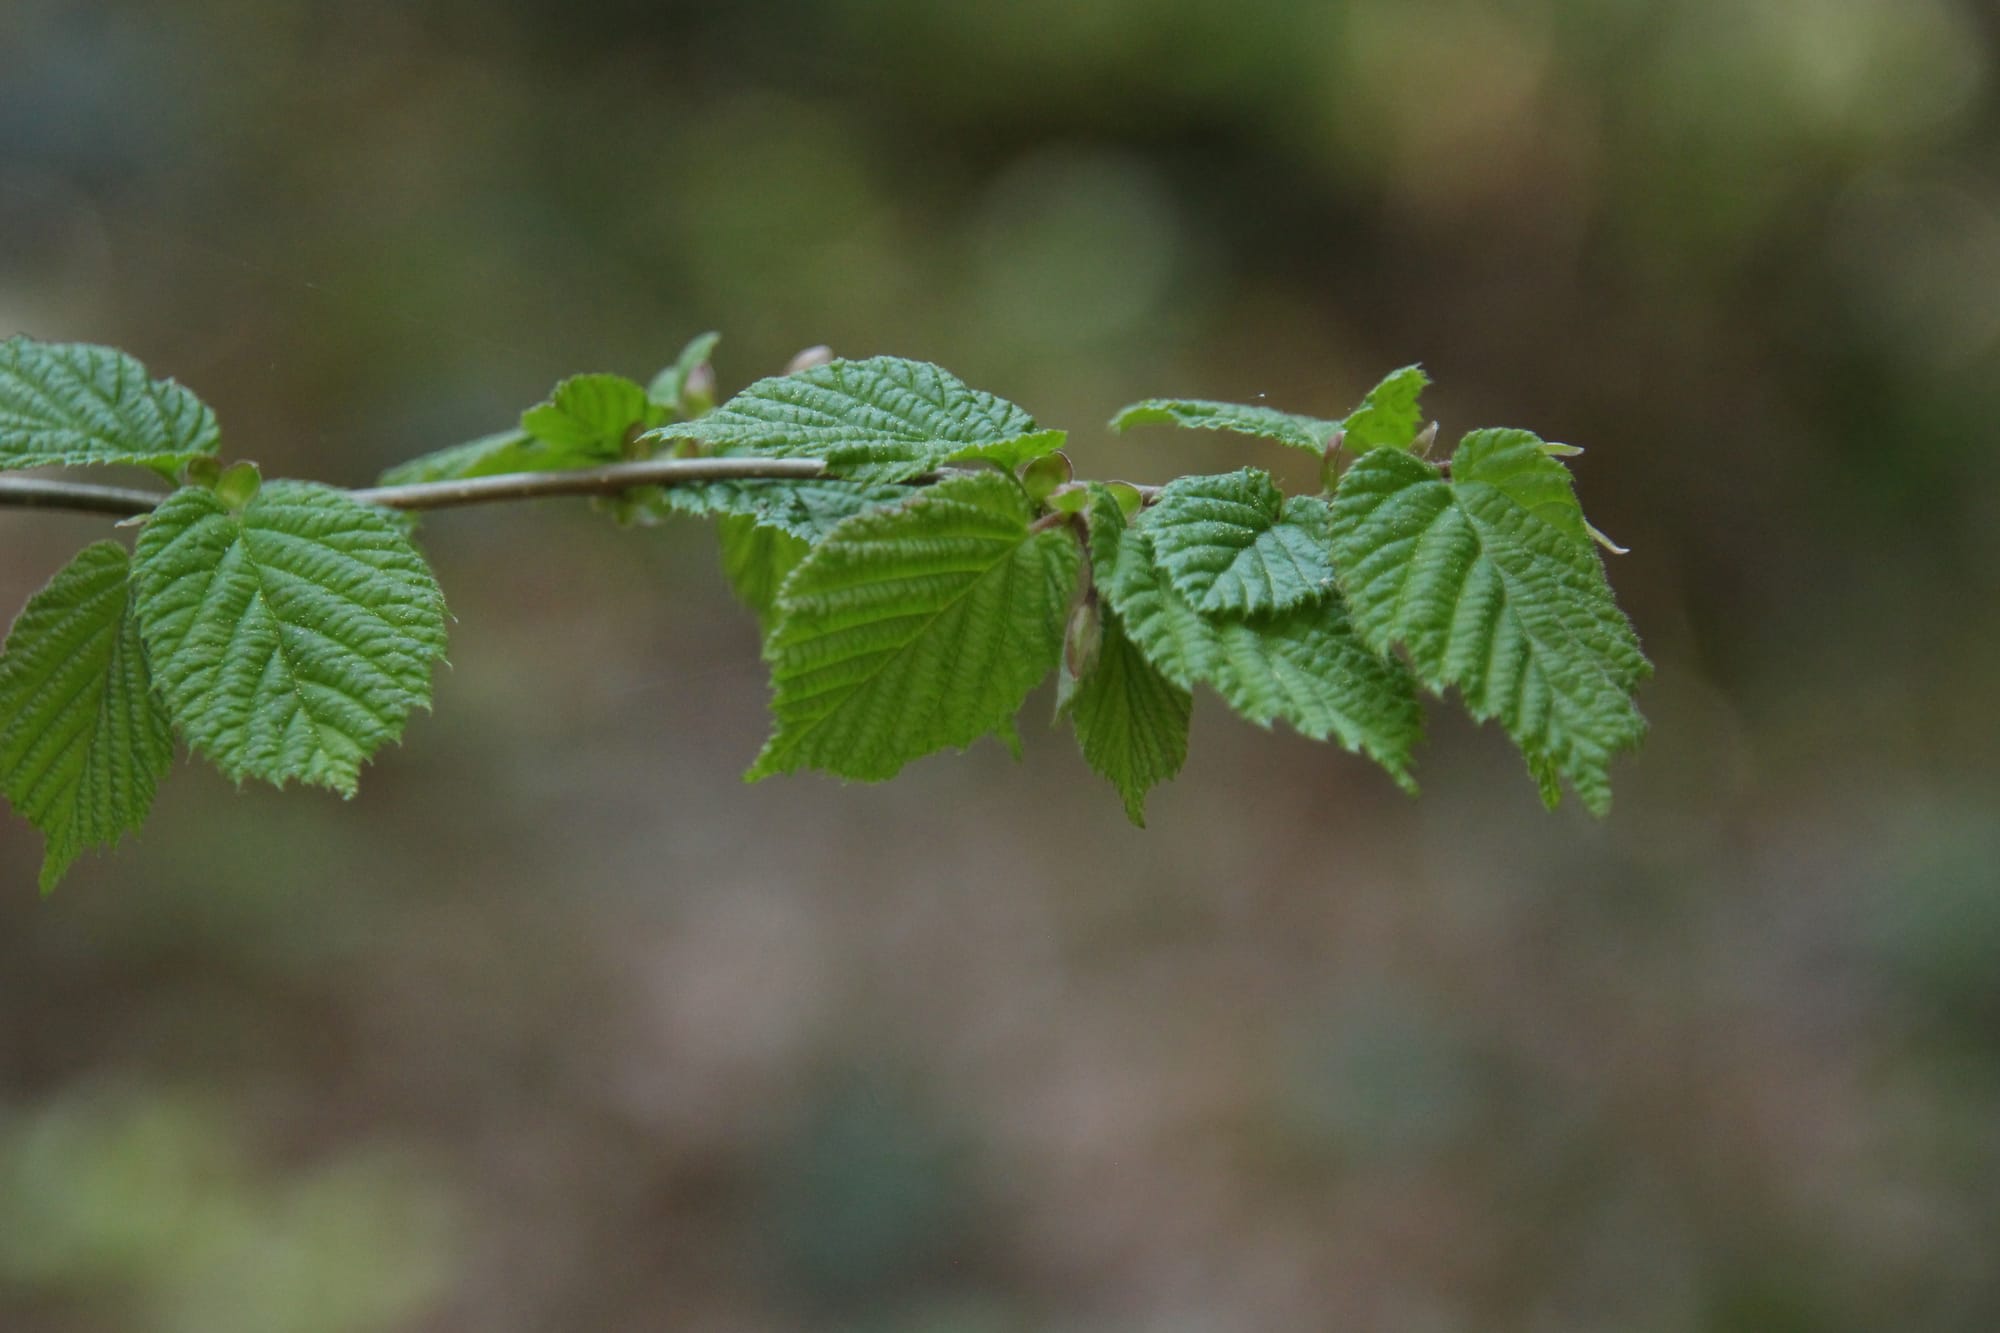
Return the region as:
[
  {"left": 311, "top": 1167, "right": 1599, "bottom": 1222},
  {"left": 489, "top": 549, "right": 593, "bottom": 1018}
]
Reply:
[{"left": 3, "top": 1, "right": 1998, "bottom": 1330}]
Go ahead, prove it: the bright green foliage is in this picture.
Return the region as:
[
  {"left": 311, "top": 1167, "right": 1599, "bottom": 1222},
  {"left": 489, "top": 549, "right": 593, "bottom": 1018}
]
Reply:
[
  {"left": 648, "top": 331, "right": 721, "bottom": 413},
  {"left": 380, "top": 374, "right": 664, "bottom": 485},
  {"left": 378, "top": 428, "right": 568, "bottom": 485},
  {"left": 749, "top": 472, "right": 1080, "bottom": 781},
  {"left": 0, "top": 543, "right": 175, "bottom": 892},
  {"left": 666, "top": 357, "right": 1066, "bottom": 483},
  {"left": 0, "top": 337, "right": 218, "bottom": 474},
  {"left": 659, "top": 477, "right": 916, "bottom": 542},
  {"left": 1097, "top": 498, "right": 1421, "bottom": 788},
  {"left": 1142, "top": 469, "right": 1337, "bottom": 615},
  {"left": 1061, "top": 606, "right": 1190, "bottom": 825},
  {"left": 1094, "top": 519, "right": 1219, "bottom": 692},
  {"left": 1329, "top": 429, "right": 1650, "bottom": 812},
  {"left": 520, "top": 373, "right": 662, "bottom": 455},
  {"left": 0, "top": 333, "right": 1650, "bottom": 892},
  {"left": 1340, "top": 364, "right": 1430, "bottom": 453},
  {"left": 718, "top": 514, "right": 808, "bottom": 628},
  {"left": 1109, "top": 364, "right": 1431, "bottom": 459},
  {"left": 1109, "top": 399, "right": 1337, "bottom": 453},
  {"left": 131, "top": 483, "right": 448, "bottom": 796},
  {"left": 1199, "top": 601, "right": 1422, "bottom": 789}
]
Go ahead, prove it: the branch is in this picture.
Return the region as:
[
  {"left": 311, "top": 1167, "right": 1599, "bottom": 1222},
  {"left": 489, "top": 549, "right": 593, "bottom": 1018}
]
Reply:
[
  {"left": 0, "top": 456, "right": 837, "bottom": 520},
  {"left": 0, "top": 477, "right": 174, "bottom": 517}
]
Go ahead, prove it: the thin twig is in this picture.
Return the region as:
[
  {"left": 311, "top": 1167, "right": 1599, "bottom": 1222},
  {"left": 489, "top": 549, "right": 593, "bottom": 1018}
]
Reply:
[
  {"left": 352, "top": 456, "right": 830, "bottom": 511},
  {"left": 0, "top": 456, "right": 837, "bottom": 520},
  {"left": 0, "top": 477, "right": 173, "bottom": 517},
  {"left": 3, "top": 456, "right": 1166, "bottom": 522}
]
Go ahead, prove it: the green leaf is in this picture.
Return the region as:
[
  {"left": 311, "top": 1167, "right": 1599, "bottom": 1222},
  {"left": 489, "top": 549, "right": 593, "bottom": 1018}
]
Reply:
[
  {"left": 520, "top": 373, "right": 662, "bottom": 456},
  {"left": 718, "top": 514, "right": 808, "bottom": 628},
  {"left": 750, "top": 471, "right": 1080, "bottom": 781},
  {"left": 1099, "top": 504, "right": 1421, "bottom": 788},
  {"left": 1095, "top": 507, "right": 1221, "bottom": 693},
  {"left": 0, "top": 543, "right": 175, "bottom": 893},
  {"left": 1340, "top": 364, "right": 1430, "bottom": 453},
  {"left": 1329, "top": 428, "right": 1649, "bottom": 812},
  {"left": 132, "top": 482, "right": 449, "bottom": 796},
  {"left": 1063, "top": 607, "right": 1190, "bottom": 825},
  {"left": 657, "top": 476, "right": 917, "bottom": 542},
  {"left": 648, "top": 331, "right": 721, "bottom": 414},
  {"left": 1141, "top": 469, "right": 1338, "bottom": 615},
  {"left": 665, "top": 356, "right": 1065, "bottom": 484},
  {"left": 378, "top": 428, "right": 584, "bottom": 485},
  {"left": 0, "top": 337, "right": 219, "bottom": 474},
  {"left": 1200, "top": 600, "right": 1422, "bottom": 789},
  {"left": 1109, "top": 399, "right": 1338, "bottom": 453},
  {"left": 380, "top": 373, "right": 671, "bottom": 486}
]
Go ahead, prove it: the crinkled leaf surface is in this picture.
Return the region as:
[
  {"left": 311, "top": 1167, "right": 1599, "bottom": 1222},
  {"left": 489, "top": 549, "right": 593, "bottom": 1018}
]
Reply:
[
  {"left": 1109, "top": 399, "right": 1337, "bottom": 453},
  {"left": 1142, "top": 469, "right": 1337, "bottom": 615},
  {"left": 132, "top": 483, "right": 448, "bottom": 796},
  {"left": 658, "top": 476, "right": 917, "bottom": 543},
  {"left": 1063, "top": 606, "right": 1190, "bottom": 825},
  {"left": 667, "top": 357, "right": 1064, "bottom": 483},
  {"left": 1341, "top": 364, "right": 1430, "bottom": 453},
  {"left": 1330, "top": 428, "right": 1648, "bottom": 811},
  {"left": 1198, "top": 599, "right": 1422, "bottom": 789},
  {"left": 750, "top": 471, "right": 1079, "bottom": 781},
  {"left": 0, "top": 337, "right": 219, "bottom": 472},
  {"left": 1098, "top": 500, "right": 1420, "bottom": 787},
  {"left": 0, "top": 543, "right": 175, "bottom": 892}
]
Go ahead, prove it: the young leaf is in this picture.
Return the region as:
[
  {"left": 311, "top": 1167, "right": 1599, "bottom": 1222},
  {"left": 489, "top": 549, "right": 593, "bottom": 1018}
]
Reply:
[
  {"left": 1109, "top": 399, "right": 1337, "bottom": 453},
  {"left": 657, "top": 476, "right": 916, "bottom": 542},
  {"left": 1200, "top": 600, "right": 1422, "bottom": 789},
  {"left": 1097, "top": 517, "right": 1225, "bottom": 693},
  {"left": 379, "top": 428, "right": 579, "bottom": 485},
  {"left": 1141, "top": 469, "right": 1337, "bottom": 615},
  {"left": 663, "top": 356, "right": 1065, "bottom": 483},
  {"left": 648, "top": 331, "right": 721, "bottom": 414},
  {"left": 749, "top": 471, "right": 1080, "bottom": 781},
  {"left": 131, "top": 482, "right": 449, "bottom": 796},
  {"left": 1340, "top": 364, "right": 1430, "bottom": 453},
  {"left": 0, "top": 337, "right": 219, "bottom": 473},
  {"left": 0, "top": 543, "right": 175, "bottom": 893},
  {"left": 1099, "top": 504, "right": 1421, "bottom": 788},
  {"left": 1329, "top": 428, "right": 1649, "bottom": 812},
  {"left": 718, "top": 514, "right": 808, "bottom": 628},
  {"left": 1062, "top": 607, "right": 1191, "bottom": 826},
  {"left": 520, "top": 373, "right": 662, "bottom": 456},
  {"left": 380, "top": 372, "right": 672, "bottom": 487}
]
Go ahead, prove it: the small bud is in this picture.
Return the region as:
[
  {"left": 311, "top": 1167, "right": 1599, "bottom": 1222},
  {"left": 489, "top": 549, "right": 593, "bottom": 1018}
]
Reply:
[
  {"left": 784, "top": 344, "right": 834, "bottom": 375},
  {"left": 1104, "top": 481, "right": 1145, "bottom": 518},
  {"left": 1055, "top": 590, "right": 1103, "bottom": 715},
  {"left": 1044, "top": 483, "right": 1091, "bottom": 515},
  {"left": 1020, "top": 450, "right": 1074, "bottom": 503},
  {"left": 182, "top": 456, "right": 221, "bottom": 490},
  {"left": 1412, "top": 421, "right": 1439, "bottom": 456},
  {"left": 681, "top": 361, "right": 717, "bottom": 417},
  {"left": 212, "top": 461, "right": 262, "bottom": 511},
  {"left": 1319, "top": 428, "right": 1347, "bottom": 492}
]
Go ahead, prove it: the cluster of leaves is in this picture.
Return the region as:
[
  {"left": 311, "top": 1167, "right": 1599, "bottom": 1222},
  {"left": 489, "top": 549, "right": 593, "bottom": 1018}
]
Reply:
[{"left": 0, "top": 334, "right": 1648, "bottom": 893}]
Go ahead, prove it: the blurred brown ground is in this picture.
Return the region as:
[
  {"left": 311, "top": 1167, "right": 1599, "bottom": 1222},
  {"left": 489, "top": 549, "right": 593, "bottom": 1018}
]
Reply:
[{"left": 2, "top": 2, "right": 1998, "bottom": 1330}]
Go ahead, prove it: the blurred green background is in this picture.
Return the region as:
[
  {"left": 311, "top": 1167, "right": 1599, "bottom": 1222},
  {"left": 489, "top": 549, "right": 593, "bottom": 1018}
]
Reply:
[{"left": 3, "top": 1, "right": 1998, "bottom": 1329}]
